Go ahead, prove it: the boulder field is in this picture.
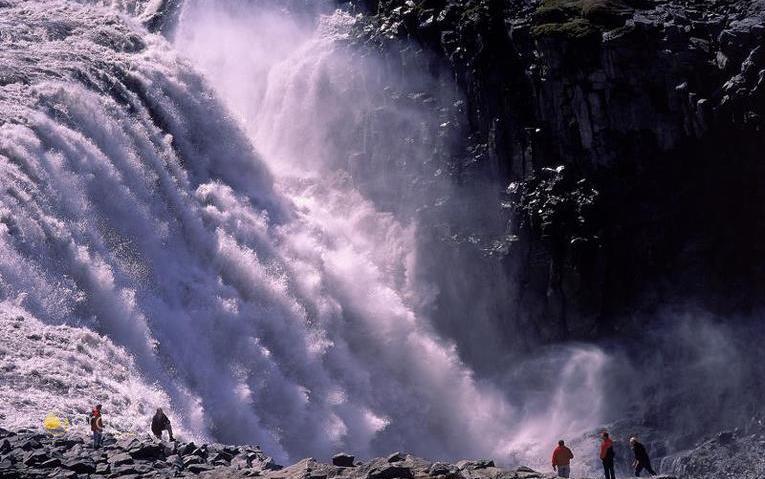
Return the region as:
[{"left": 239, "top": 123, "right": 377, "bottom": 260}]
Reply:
[{"left": 0, "top": 427, "right": 680, "bottom": 479}]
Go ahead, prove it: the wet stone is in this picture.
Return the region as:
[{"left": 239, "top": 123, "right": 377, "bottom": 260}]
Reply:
[
  {"left": 369, "top": 464, "right": 414, "bottom": 479},
  {"left": 107, "top": 452, "right": 133, "bottom": 466},
  {"left": 62, "top": 458, "right": 96, "bottom": 473},
  {"left": 332, "top": 453, "right": 355, "bottom": 467}
]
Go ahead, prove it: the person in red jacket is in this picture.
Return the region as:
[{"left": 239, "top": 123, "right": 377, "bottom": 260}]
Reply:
[
  {"left": 90, "top": 404, "right": 104, "bottom": 449},
  {"left": 552, "top": 439, "right": 574, "bottom": 478},
  {"left": 600, "top": 431, "right": 616, "bottom": 479}
]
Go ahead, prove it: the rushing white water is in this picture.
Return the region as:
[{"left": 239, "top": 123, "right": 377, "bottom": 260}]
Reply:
[
  {"left": 0, "top": 0, "right": 614, "bottom": 471},
  {"left": 0, "top": 300, "right": 184, "bottom": 440}
]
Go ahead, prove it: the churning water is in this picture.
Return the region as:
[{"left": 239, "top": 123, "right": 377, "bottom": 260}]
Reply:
[{"left": 0, "top": 0, "right": 614, "bottom": 471}]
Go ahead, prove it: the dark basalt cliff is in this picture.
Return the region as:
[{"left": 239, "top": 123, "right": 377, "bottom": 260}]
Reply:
[{"left": 343, "top": 0, "right": 765, "bottom": 347}]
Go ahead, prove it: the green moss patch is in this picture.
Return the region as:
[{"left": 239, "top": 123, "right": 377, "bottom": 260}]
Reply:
[{"left": 532, "top": 0, "right": 633, "bottom": 39}]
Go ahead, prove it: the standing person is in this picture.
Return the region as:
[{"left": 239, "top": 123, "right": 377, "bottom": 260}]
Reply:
[
  {"left": 552, "top": 439, "right": 575, "bottom": 478},
  {"left": 151, "top": 408, "right": 174, "bottom": 441},
  {"left": 90, "top": 404, "right": 104, "bottom": 449},
  {"left": 600, "top": 431, "right": 616, "bottom": 479},
  {"left": 630, "top": 437, "right": 656, "bottom": 476}
]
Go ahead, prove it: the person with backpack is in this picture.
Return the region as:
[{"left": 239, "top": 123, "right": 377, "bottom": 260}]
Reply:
[
  {"left": 630, "top": 437, "right": 656, "bottom": 476},
  {"left": 600, "top": 431, "right": 616, "bottom": 479},
  {"left": 90, "top": 404, "right": 104, "bottom": 449},
  {"left": 151, "top": 408, "right": 174, "bottom": 441},
  {"left": 551, "top": 439, "right": 575, "bottom": 478}
]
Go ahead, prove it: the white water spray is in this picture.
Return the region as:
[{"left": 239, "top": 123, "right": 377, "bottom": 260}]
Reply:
[{"left": 0, "top": 0, "right": 614, "bottom": 470}]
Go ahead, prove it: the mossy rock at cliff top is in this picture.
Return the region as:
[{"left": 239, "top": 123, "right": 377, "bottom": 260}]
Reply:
[
  {"left": 531, "top": 17, "right": 601, "bottom": 40},
  {"left": 532, "top": 0, "right": 635, "bottom": 39}
]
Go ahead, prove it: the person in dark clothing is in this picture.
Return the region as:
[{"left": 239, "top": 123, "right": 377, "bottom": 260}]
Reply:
[
  {"left": 630, "top": 437, "right": 656, "bottom": 476},
  {"left": 600, "top": 431, "right": 616, "bottom": 479},
  {"left": 151, "top": 408, "right": 174, "bottom": 441}
]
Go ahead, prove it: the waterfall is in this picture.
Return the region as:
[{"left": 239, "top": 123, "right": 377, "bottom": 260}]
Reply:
[{"left": 0, "top": 0, "right": 619, "bottom": 472}]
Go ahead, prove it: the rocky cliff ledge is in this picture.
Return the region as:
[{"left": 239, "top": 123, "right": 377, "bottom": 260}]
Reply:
[
  {"left": 0, "top": 427, "right": 684, "bottom": 479},
  {"left": 346, "top": 0, "right": 765, "bottom": 343}
]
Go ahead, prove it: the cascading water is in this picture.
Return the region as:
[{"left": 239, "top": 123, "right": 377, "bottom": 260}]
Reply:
[{"left": 0, "top": 0, "right": 619, "bottom": 474}]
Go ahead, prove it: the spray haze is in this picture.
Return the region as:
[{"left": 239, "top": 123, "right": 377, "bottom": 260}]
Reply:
[{"left": 171, "top": 0, "right": 622, "bottom": 468}]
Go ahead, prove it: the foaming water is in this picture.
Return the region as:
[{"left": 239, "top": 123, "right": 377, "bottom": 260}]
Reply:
[
  {"left": 0, "top": 300, "right": 185, "bottom": 440},
  {"left": 0, "top": 0, "right": 613, "bottom": 469},
  {"left": 172, "top": 0, "right": 613, "bottom": 468}
]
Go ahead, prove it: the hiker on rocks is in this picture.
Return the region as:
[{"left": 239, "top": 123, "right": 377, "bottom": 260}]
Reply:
[
  {"left": 630, "top": 437, "right": 656, "bottom": 477},
  {"left": 151, "top": 407, "right": 174, "bottom": 441},
  {"left": 551, "top": 439, "right": 574, "bottom": 478},
  {"left": 600, "top": 431, "right": 616, "bottom": 479},
  {"left": 90, "top": 404, "right": 104, "bottom": 449}
]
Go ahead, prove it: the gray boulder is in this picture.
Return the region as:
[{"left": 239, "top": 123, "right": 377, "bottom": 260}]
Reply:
[{"left": 332, "top": 452, "right": 356, "bottom": 467}]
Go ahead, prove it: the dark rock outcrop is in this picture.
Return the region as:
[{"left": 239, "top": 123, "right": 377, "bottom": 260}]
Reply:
[
  {"left": 333, "top": 452, "right": 356, "bottom": 467},
  {"left": 346, "top": 0, "right": 765, "bottom": 348},
  {"left": 661, "top": 423, "right": 765, "bottom": 479},
  {"left": 0, "top": 428, "right": 277, "bottom": 478}
]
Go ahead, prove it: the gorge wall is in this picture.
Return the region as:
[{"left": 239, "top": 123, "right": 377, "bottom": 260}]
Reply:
[{"left": 342, "top": 0, "right": 765, "bottom": 346}]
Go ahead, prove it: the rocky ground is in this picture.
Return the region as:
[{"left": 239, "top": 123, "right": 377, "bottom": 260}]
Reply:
[
  {"left": 0, "top": 427, "right": 277, "bottom": 478},
  {"left": 0, "top": 427, "right": 680, "bottom": 479},
  {"left": 661, "top": 427, "right": 765, "bottom": 479}
]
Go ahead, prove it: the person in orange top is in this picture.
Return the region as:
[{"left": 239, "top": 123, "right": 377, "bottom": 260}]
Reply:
[
  {"left": 551, "top": 439, "right": 574, "bottom": 478},
  {"left": 600, "top": 431, "right": 616, "bottom": 479}
]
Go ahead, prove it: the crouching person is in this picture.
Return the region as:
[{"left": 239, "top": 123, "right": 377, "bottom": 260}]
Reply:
[{"left": 151, "top": 408, "right": 174, "bottom": 441}]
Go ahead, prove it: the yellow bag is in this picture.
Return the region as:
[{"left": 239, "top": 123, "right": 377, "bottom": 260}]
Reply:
[{"left": 43, "top": 413, "right": 69, "bottom": 432}]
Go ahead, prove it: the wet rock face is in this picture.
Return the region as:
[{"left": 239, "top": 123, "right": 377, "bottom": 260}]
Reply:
[
  {"left": 661, "top": 423, "right": 765, "bottom": 479},
  {"left": 351, "top": 0, "right": 765, "bottom": 341}
]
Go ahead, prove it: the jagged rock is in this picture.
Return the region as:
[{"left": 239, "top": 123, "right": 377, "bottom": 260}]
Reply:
[
  {"left": 21, "top": 450, "right": 48, "bottom": 466},
  {"left": 62, "top": 458, "right": 96, "bottom": 473},
  {"left": 107, "top": 452, "right": 133, "bottom": 466},
  {"left": 332, "top": 453, "right": 356, "bottom": 467},
  {"left": 428, "top": 462, "right": 458, "bottom": 476},
  {"left": 211, "top": 450, "right": 234, "bottom": 463},
  {"left": 368, "top": 464, "right": 414, "bottom": 479},
  {"left": 180, "top": 442, "right": 197, "bottom": 456},
  {"left": 159, "top": 440, "right": 177, "bottom": 457},
  {"left": 191, "top": 446, "right": 209, "bottom": 458},
  {"left": 48, "top": 467, "right": 78, "bottom": 478},
  {"left": 38, "top": 458, "right": 61, "bottom": 469},
  {"left": 17, "top": 439, "right": 41, "bottom": 451},
  {"left": 51, "top": 438, "right": 80, "bottom": 449},
  {"left": 386, "top": 452, "right": 405, "bottom": 463},
  {"left": 63, "top": 444, "right": 84, "bottom": 458},
  {"left": 187, "top": 462, "right": 214, "bottom": 473},
  {"left": 455, "top": 460, "right": 494, "bottom": 470},
  {"left": 110, "top": 462, "right": 153, "bottom": 475},
  {"left": 166, "top": 454, "right": 183, "bottom": 468},
  {"left": 183, "top": 454, "right": 204, "bottom": 466},
  {"left": 259, "top": 455, "right": 282, "bottom": 471},
  {"left": 231, "top": 454, "right": 251, "bottom": 470},
  {"left": 128, "top": 442, "right": 165, "bottom": 460}
]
